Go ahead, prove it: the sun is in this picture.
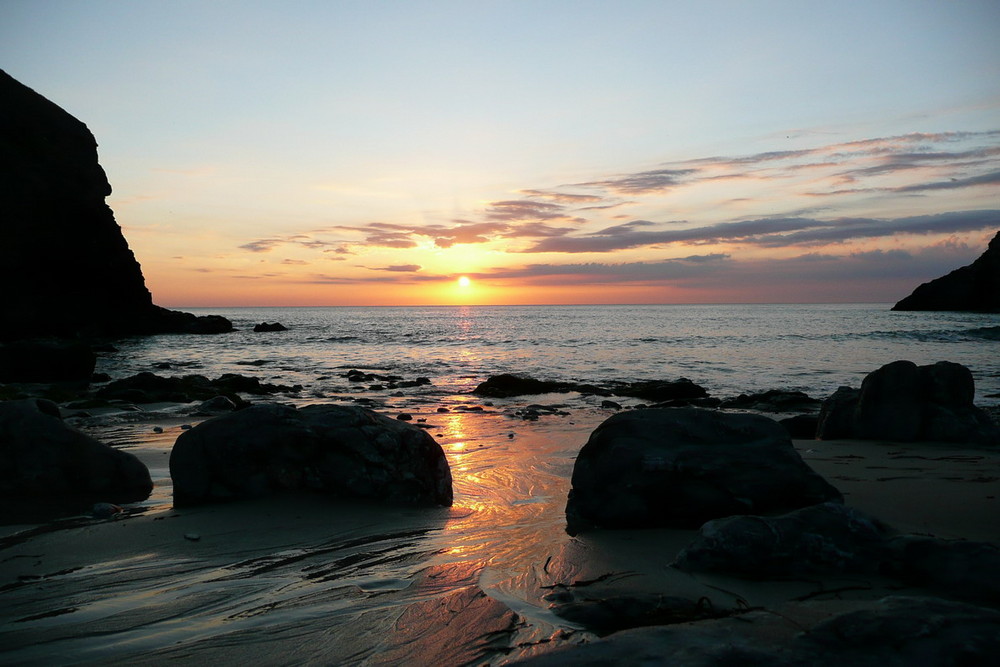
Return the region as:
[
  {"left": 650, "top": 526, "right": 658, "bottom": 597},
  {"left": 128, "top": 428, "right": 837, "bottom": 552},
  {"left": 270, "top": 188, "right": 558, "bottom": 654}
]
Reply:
[{"left": 457, "top": 276, "right": 472, "bottom": 288}]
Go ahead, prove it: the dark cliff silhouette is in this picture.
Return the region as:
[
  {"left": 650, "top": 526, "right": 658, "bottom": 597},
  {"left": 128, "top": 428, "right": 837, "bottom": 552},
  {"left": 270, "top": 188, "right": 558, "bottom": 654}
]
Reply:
[
  {"left": 0, "top": 70, "right": 231, "bottom": 340},
  {"left": 892, "top": 230, "right": 1000, "bottom": 313}
]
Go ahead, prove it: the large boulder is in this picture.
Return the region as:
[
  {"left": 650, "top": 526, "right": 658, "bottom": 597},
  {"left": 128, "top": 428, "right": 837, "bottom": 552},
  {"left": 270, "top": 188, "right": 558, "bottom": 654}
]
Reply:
[
  {"left": 0, "top": 399, "right": 152, "bottom": 516},
  {"left": 169, "top": 403, "right": 453, "bottom": 507},
  {"left": 674, "top": 502, "right": 894, "bottom": 577},
  {"left": 0, "top": 69, "right": 231, "bottom": 340},
  {"left": 892, "top": 230, "right": 1000, "bottom": 312},
  {"left": 816, "top": 360, "right": 999, "bottom": 444},
  {"left": 675, "top": 502, "right": 1000, "bottom": 606},
  {"left": 565, "top": 408, "right": 841, "bottom": 534}
]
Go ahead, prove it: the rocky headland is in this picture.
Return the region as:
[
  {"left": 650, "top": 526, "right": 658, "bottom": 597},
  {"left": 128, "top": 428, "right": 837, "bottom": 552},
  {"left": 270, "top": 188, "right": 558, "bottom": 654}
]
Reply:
[
  {"left": 892, "top": 230, "right": 1000, "bottom": 312},
  {"left": 0, "top": 69, "right": 231, "bottom": 342}
]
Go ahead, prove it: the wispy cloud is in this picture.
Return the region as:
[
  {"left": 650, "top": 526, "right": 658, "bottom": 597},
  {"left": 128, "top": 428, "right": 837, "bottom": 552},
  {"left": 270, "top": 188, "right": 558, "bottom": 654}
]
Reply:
[{"left": 523, "top": 210, "right": 999, "bottom": 253}]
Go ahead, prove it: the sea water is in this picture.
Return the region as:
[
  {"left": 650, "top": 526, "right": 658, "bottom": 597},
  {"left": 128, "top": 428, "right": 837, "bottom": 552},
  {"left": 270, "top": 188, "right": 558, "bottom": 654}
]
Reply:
[{"left": 98, "top": 303, "right": 1000, "bottom": 404}]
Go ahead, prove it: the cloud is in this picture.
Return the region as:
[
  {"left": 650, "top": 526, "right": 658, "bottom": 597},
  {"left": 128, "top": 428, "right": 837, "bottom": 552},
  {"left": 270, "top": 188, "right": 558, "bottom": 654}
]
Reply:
[
  {"left": 894, "top": 169, "right": 1000, "bottom": 193},
  {"left": 523, "top": 210, "right": 999, "bottom": 253},
  {"left": 281, "top": 259, "right": 308, "bottom": 265},
  {"left": 367, "top": 264, "right": 422, "bottom": 272},
  {"left": 519, "top": 189, "right": 605, "bottom": 203},
  {"left": 479, "top": 253, "right": 731, "bottom": 284},
  {"left": 485, "top": 199, "right": 582, "bottom": 222},
  {"left": 576, "top": 168, "right": 699, "bottom": 194},
  {"left": 240, "top": 238, "right": 284, "bottom": 252}
]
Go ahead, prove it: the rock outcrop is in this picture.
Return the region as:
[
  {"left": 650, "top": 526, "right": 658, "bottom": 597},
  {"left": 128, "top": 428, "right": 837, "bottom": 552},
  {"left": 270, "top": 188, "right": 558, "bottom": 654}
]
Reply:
[
  {"left": 518, "top": 596, "right": 1000, "bottom": 666},
  {"left": 892, "top": 230, "right": 1000, "bottom": 312},
  {"left": 0, "top": 69, "right": 231, "bottom": 340},
  {"left": 674, "top": 501, "right": 1000, "bottom": 605},
  {"left": 816, "top": 360, "right": 999, "bottom": 444},
  {"left": 564, "top": 408, "right": 841, "bottom": 534},
  {"left": 0, "top": 399, "right": 153, "bottom": 518},
  {"left": 169, "top": 403, "right": 453, "bottom": 507}
]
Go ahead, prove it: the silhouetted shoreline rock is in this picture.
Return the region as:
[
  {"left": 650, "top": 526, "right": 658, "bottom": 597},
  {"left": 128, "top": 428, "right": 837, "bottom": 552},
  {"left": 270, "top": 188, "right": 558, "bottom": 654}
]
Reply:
[
  {"left": 95, "top": 371, "right": 302, "bottom": 404},
  {"left": 565, "top": 408, "right": 842, "bottom": 534},
  {"left": 0, "top": 69, "right": 231, "bottom": 340},
  {"left": 253, "top": 322, "right": 288, "bottom": 332},
  {"left": 0, "top": 399, "right": 152, "bottom": 521},
  {"left": 817, "top": 360, "right": 999, "bottom": 444},
  {"left": 169, "top": 403, "right": 453, "bottom": 507},
  {"left": 892, "top": 230, "right": 1000, "bottom": 312}
]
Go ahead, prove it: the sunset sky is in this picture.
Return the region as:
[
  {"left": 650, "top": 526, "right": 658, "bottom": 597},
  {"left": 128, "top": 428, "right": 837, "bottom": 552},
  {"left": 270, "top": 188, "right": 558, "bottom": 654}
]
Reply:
[{"left": 3, "top": 1, "right": 998, "bottom": 306}]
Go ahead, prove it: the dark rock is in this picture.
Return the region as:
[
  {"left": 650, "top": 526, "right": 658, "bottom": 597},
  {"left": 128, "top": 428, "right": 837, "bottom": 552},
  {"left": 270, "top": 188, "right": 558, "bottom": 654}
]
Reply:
[
  {"left": 779, "top": 414, "right": 819, "bottom": 439},
  {"left": 565, "top": 408, "right": 842, "bottom": 534},
  {"left": 253, "top": 322, "right": 287, "bottom": 332},
  {"left": 169, "top": 403, "right": 452, "bottom": 507},
  {"left": 817, "top": 361, "right": 999, "bottom": 444},
  {"left": 550, "top": 595, "right": 726, "bottom": 637},
  {"left": 600, "top": 400, "right": 622, "bottom": 410},
  {"left": 885, "top": 535, "right": 1000, "bottom": 606},
  {"left": 196, "top": 396, "right": 238, "bottom": 413},
  {"left": 720, "top": 389, "right": 820, "bottom": 413},
  {"left": 0, "top": 399, "right": 152, "bottom": 518},
  {"left": 816, "top": 386, "right": 861, "bottom": 439},
  {"left": 0, "top": 70, "right": 232, "bottom": 340},
  {"left": 0, "top": 340, "right": 95, "bottom": 382},
  {"left": 96, "top": 372, "right": 298, "bottom": 404},
  {"left": 473, "top": 374, "right": 602, "bottom": 398},
  {"left": 675, "top": 502, "right": 1000, "bottom": 606},
  {"left": 892, "top": 230, "right": 1000, "bottom": 312},
  {"left": 610, "top": 378, "right": 709, "bottom": 403},
  {"left": 518, "top": 596, "right": 1000, "bottom": 667},
  {"left": 674, "top": 502, "right": 894, "bottom": 577}
]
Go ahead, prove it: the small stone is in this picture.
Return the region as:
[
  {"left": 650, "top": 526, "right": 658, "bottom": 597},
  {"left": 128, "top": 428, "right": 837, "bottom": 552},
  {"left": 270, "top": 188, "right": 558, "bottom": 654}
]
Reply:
[
  {"left": 153, "top": 426, "right": 163, "bottom": 433},
  {"left": 397, "top": 413, "right": 413, "bottom": 421},
  {"left": 184, "top": 533, "right": 201, "bottom": 542}
]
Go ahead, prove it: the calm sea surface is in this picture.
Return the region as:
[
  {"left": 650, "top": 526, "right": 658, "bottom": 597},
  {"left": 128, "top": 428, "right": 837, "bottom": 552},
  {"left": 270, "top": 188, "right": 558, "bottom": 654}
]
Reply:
[{"left": 99, "top": 303, "right": 1000, "bottom": 404}]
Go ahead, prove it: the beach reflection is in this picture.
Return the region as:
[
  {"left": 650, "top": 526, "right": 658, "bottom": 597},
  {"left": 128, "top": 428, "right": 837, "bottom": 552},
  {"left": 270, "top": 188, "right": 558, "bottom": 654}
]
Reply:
[{"left": 430, "top": 410, "right": 578, "bottom": 577}]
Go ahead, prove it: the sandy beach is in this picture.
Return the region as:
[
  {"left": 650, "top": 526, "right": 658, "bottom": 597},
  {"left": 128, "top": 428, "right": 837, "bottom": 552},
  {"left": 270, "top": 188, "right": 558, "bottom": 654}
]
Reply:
[{"left": 1, "top": 399, "right": 998, "bottom": 665}]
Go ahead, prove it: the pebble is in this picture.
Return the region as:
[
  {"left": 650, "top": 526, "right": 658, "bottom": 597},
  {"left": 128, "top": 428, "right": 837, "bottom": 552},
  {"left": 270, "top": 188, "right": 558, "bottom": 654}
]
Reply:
[{"left": 184, "top": 533, "right": 201, "bottom": 542}]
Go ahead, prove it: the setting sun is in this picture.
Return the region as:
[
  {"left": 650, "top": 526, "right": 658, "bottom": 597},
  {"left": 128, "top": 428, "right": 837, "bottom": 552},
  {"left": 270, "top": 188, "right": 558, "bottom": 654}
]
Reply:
[{"left": 458, "top": 276, "right": 472, "bottom": 288}]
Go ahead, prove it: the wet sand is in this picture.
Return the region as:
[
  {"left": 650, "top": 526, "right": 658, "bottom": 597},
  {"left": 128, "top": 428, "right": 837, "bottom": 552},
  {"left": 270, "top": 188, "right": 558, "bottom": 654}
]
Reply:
[{"left": 1, "top": 403, "right": 998, "bottom": 665}]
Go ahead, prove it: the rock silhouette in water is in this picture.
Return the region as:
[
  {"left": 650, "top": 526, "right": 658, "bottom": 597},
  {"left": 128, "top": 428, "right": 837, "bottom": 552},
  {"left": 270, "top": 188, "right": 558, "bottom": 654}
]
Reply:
[
  {"left": 0, "top": 70, "right": 231, "bottom": 340},
  {"left": 892, "top": 230, "right": 1000, "bottom": 312}
]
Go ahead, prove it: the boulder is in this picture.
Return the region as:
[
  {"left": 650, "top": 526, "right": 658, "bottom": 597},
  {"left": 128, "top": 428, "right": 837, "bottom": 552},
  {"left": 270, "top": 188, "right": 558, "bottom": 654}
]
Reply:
[
  {"left": 673, "top": 502, "right": 894, "bottom": 577},
  {"left": 0, "top": 339, "right": 96, "bottom": 383},
  {"left": 892, "top": 230, "right": 1000, "bottom": 312},
  {"left": 253, "top": 321, "right": 287, "bottom": 332},
  {"left": 0, "top": 69, "right": 231, "bottom": 340},
  {"left": 779, "top": 414, "right": 819, "bottom": 439},
  {"left": 0, "top": 399, "right": 152, "bottom": 517},
  {"left": 719, "top": 389, "right": 820, "bottom": 413},
  {"left": 565, "top": 408, "right": 841, "bottom": 534},
  {"left": 675, "top": 502, "right": 1000, "bottom": 606},
  {"left": 816, "top": 361, "right": 999, "bottom": 444},
  {"left": 609, "top": 378, "right": 710, "bottom": 403},
  {"left": 518, "top": 597, "right": 1000, "bottom": 667},
  {"left": 169, "top": 403, "right": 452, "bottom": 507},
  {"left": 96, "top": 372, "right": 299, "bottom": 403},
  {"left": 473, "top": 373, "right": 608, "bottom": 398}
]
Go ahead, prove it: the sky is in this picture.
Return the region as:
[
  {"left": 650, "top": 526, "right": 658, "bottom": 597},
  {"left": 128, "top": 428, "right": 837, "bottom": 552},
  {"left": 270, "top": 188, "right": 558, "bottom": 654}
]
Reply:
[{"left": 2, "top": 0, "right": 999, "bottom": 306}]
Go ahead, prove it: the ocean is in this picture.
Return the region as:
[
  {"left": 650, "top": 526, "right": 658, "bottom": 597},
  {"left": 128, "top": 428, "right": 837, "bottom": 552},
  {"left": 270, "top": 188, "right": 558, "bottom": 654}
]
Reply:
[{"left": 100, "top": 303, "right": 1000, "bottom": 405}]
